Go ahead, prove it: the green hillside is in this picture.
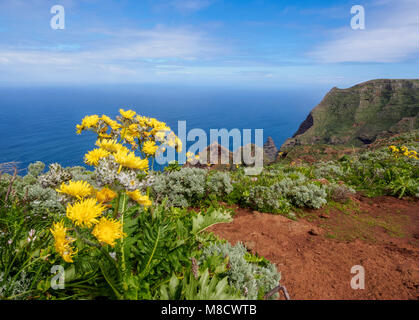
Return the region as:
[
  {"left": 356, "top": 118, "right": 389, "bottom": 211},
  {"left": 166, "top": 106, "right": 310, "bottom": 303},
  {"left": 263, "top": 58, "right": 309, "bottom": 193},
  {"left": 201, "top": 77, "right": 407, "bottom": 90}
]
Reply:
[{"left": 281, "top": 79, "right": 419, "bottom": 151}]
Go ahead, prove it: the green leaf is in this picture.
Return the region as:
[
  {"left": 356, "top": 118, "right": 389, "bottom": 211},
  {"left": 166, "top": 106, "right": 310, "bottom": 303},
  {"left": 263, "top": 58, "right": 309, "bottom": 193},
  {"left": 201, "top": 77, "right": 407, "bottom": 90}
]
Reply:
[{"left": 192, "top": 209, "right": 232, "bottom": 234}]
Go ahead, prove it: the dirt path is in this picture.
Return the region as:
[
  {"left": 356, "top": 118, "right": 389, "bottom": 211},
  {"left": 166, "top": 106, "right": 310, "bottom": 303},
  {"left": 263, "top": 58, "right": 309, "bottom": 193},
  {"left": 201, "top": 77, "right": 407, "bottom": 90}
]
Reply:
[{"left": 209, "top": 196, "right": 419, "bottom": 300}]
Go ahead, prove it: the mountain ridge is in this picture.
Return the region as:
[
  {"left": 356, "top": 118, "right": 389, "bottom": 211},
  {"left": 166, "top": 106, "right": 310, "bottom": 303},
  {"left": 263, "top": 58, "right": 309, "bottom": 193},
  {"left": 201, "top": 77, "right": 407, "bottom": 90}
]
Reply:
[{"left": 280, "top": 79, "right": 419, "bottom": 152}]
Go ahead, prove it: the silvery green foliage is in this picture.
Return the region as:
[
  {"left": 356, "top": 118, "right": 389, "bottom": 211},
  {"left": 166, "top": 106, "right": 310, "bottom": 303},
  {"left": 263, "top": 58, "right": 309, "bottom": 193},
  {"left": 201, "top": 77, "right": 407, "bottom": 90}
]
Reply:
[
  {"left": 95, "top": 157, "right": 118, "bottom": 186},
  {"left": 138, "top": 173, "right": 156, "bottom": 193},
  {"left": 273, "top": 174, "right": 327, "bottom": 209},
  {"left": 117, "top": 169, "right": 139, "bottom": 191},
  {"left": 261, "top": 168, "right": 284, "bottom": 178},
  {"left": 313, "top": 161, "right": 344, "bottom": 181},
  {"left": 282, "top": 184, "right": 327, "bottom": 209},
  {"left": 151, "top": 168, "right": 207, "bottom": 207},
  {"left": 26, "top": 184, "right": 64, "bottom": 214},
  {"left": 206, "top": 171, "right": 233, "bottom": 197},
  {"left": 68, "top": 166, "right": 96, "bottom": 186},
  {"left": 0, "top": 271, "right": 31, "bottom": 300},
  {"left": 2, "top": 162, "right": 65, "bottom": 214},
  {"left": 246, "top": 186, "right": 291, "bottom": 213},
  {"left": 277, "top": 172, "right": 307, "bottom": 186},
  {"left": 27, "top": 161, "right": 45, "bottom": 178},
  {"left": 200, "top": 242, "right": 281, "bottom": 300},
  {"left": 38, "top": 163, "right": 72, "bottom": 188}
]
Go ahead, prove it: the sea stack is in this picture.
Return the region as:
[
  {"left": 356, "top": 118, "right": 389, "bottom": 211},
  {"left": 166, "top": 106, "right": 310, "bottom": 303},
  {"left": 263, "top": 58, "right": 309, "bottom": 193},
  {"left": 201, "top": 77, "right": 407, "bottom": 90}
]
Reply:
[{"left": 263, "top": 136, "right": 278, "bottom": 163}]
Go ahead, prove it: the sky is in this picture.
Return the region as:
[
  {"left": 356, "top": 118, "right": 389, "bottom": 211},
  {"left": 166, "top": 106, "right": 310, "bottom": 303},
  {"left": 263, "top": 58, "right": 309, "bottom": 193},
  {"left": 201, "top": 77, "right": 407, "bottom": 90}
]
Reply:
[{"left": 0, "top": 0, "right": 418, "bottom": 88}]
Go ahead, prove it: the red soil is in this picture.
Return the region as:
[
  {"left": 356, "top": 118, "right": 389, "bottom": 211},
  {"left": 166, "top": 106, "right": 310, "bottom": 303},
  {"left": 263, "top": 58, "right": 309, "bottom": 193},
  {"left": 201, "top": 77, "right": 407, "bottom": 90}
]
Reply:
[{"left": 208, "top": 195, "right": 419, "bottom": 300}]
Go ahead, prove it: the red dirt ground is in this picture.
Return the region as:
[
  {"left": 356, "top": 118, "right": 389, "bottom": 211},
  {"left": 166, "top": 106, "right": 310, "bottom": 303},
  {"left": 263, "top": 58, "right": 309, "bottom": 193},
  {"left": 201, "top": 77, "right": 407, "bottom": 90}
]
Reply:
[{"left": 208, "top": 195, "right": 419, "bottom": 300}]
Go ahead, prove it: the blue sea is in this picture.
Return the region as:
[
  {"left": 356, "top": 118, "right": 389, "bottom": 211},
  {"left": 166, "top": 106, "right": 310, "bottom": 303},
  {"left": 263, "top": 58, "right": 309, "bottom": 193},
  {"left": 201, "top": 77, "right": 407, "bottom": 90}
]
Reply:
[{"left": 0, "top": 85, "right": 327, "bottom": 171}]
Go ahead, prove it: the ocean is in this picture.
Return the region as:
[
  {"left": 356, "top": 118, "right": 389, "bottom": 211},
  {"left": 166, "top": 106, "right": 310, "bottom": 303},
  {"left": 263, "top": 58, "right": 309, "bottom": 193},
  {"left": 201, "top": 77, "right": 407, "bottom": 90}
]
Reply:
[{"left": 0, "top": 84, "right": 327, "bottom": 171}]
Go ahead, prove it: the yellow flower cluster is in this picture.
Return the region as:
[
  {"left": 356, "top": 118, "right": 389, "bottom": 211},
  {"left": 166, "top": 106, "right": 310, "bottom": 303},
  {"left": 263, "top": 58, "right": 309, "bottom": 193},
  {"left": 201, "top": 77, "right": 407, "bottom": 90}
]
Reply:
[
  {"left": 51, "top": 179, "right": 126, "bottom": 261},
  {"left": 52, "top": 108, "right": 187, "bottom": 263},
  {"left": 114, "top": 148, "right": 149, "bottom": 172},
  {"left": 50, "top": 221, "right": 77, "bottom": 263},
  {"left": 76, "top": 109, "right": 182, "bottom": 158},
  {"left": 389, "top": 145, "right": 418, "bottom": 160}
]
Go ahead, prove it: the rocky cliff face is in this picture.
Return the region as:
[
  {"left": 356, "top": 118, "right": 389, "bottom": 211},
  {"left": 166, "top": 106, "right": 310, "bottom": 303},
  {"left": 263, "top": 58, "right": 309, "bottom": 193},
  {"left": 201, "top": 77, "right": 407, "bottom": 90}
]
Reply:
[
  {"left": 281, "top": 79, "right": 419, "bottom": 151},
  {"left": 263, "top": 136, "right": 278, "bottom": 162}
]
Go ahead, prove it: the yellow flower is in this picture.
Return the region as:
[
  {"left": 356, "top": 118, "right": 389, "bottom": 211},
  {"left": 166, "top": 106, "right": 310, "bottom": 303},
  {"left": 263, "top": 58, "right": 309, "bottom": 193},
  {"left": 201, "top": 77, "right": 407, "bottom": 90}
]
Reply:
[
  {"left": 76, "top": 115, "right": 100, "bottom": 134},
  {"left": 96, "top": 187, "right": 117, "bottom": 203},
  {"left": 66, "top": 198, "right": 106, "bottom": 228},
  {"left": 150, "top": 119, "right": 170, "bottom": 133},
  {"left": 96, "top": 139, "right": 128, "bottom": 154},
  {"left": 50, "top": 221, "right": 77, "bottom": 263},
  {"left": 186, "top": 151, "right": 199, "bottom": 163},
  {"left": 92, "top": 217, "right": 126, "bottom": 247},
  {"left": 136, "top": 115, "right": 148, "bottom": 127},
  {"left": 126, "top": 190, "right": 152, "bottom": 207},
  {"left": 84, "top": 148, "right": 110, "bottom": 166},
  {"left": 142, "top": 140, "right": 158, "bottom": 155},
  {"left": 128, "top": 123, "right": 139, "bottom": 132},
  {"left": 56, "top": 180, "right": 94, "bottom": 199},
  {"left": 154, "top": 130, "right": 166, "bottom": 141},
  {"left": 96, "top": 139, "right": 117, "bottom": 152},
  {"left": 119, "top": 109, "right": 136, "bottom": 119},
  {"left": 165, "top": 132, "right": 177, "bottom": 148},
  {"left": 114, "top": 149, "right": 149, "bottom": 172},
  {"left": 124, "top": 133, "right": 137, "bottom": 147},
  {"left": 98, "top": 132, "right": 112, "bottom": 139},
  {"left": 101, "top": 115, "right": 121, "bottom": 131},
  {"left": 175, "top": 137, "right": 182, "bottom": 152}
]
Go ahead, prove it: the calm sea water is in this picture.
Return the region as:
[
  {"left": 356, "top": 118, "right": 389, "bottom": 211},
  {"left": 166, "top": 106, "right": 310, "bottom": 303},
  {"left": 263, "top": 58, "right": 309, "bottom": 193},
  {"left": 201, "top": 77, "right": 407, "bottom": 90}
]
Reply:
[{"left": 0, "top": 85, "right": 327, "bottom": 171}]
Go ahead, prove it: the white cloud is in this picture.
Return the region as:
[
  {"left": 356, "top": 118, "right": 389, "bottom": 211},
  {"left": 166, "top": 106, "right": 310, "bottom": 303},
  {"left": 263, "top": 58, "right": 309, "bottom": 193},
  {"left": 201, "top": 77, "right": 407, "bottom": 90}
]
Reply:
[
  {"left": 309, "top": 0, "right": 419, "bottom": 63},
  {"left": 0, "top": 25, "right": 231, "bottom": 84},
  {"left": 0, "top": 27, "right": 225, "bottom": 67}
]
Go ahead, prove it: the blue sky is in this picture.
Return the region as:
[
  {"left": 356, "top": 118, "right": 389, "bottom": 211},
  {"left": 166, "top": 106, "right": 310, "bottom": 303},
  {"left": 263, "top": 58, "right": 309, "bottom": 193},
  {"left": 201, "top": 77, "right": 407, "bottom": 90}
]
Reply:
[{"left": 0, "top": 0, "right": 418, "bottom": 88}]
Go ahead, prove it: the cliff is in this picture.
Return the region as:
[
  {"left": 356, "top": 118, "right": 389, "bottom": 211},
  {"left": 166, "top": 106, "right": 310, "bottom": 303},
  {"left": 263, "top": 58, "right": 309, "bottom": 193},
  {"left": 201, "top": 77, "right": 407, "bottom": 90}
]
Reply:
[{"left": 281, "top": 79, "right": 419, "bottom": 151}]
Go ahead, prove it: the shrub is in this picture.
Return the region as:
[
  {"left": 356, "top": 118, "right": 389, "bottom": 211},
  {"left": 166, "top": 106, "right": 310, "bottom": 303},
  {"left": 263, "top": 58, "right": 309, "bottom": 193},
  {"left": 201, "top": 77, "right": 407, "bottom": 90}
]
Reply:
[
  {"left": 200, "top": 242, "right": 281, "bottom": 300},
  {"left": 326, "top": 183, "right": 355, "bottom": 203},
  {"left": 283, "top": 184, "right": 327, "bottom": 209},
  {"left": 273, "top": 175, "right": 328, "bottom": 209},
  {"left": 151, "top": 168, "right": 234, "bottom": 207},
  {"left": 313, "top": 161, "right": 343, "bottom": 181},
  {"left": 246, "top": 186, "right": 291, "bottom": 214},
  {"left": 152, "top": 168, "right": 207, "bottom": 207},
  {"left": 340, "top": 145, "right": 419, "bottom": 197},
  {"left": 38, "top": 163, "right": 73, "bottom": 188},
  {"left": 206, "top": 171, "right": 233, "bottom": 198}
]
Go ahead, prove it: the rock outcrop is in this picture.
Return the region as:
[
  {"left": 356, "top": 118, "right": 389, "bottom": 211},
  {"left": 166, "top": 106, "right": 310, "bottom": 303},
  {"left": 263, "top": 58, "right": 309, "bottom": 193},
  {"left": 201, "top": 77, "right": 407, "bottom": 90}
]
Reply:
[
  {"left": 263, "top": 137, "right": 278, "bottom": 163},
  {"left": 198, "top": 142, "right": 233, "bottom": 166}
]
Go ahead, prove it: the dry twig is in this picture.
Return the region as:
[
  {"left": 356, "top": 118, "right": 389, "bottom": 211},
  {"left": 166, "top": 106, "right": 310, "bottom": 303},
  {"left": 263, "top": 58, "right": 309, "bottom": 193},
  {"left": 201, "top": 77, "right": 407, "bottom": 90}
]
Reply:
[
  {"left": 1, "top": 162, "right": 20, "bottom": 203},
  {"left": 264, "top": 283, "right": 291, "bottom": 300}
]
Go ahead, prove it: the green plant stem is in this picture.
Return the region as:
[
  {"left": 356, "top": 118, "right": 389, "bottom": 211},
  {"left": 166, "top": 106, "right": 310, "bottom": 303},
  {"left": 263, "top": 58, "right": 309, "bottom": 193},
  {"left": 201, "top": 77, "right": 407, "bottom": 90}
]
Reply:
[
  {"left": 74, "top": 227, "right": 101, "bottom": 249},
  {"left": 119, "top": 192, "right": 129, "bottom": 294},
  {"left": 114, "top": 192, "right": 121, "bottom": 219}
]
